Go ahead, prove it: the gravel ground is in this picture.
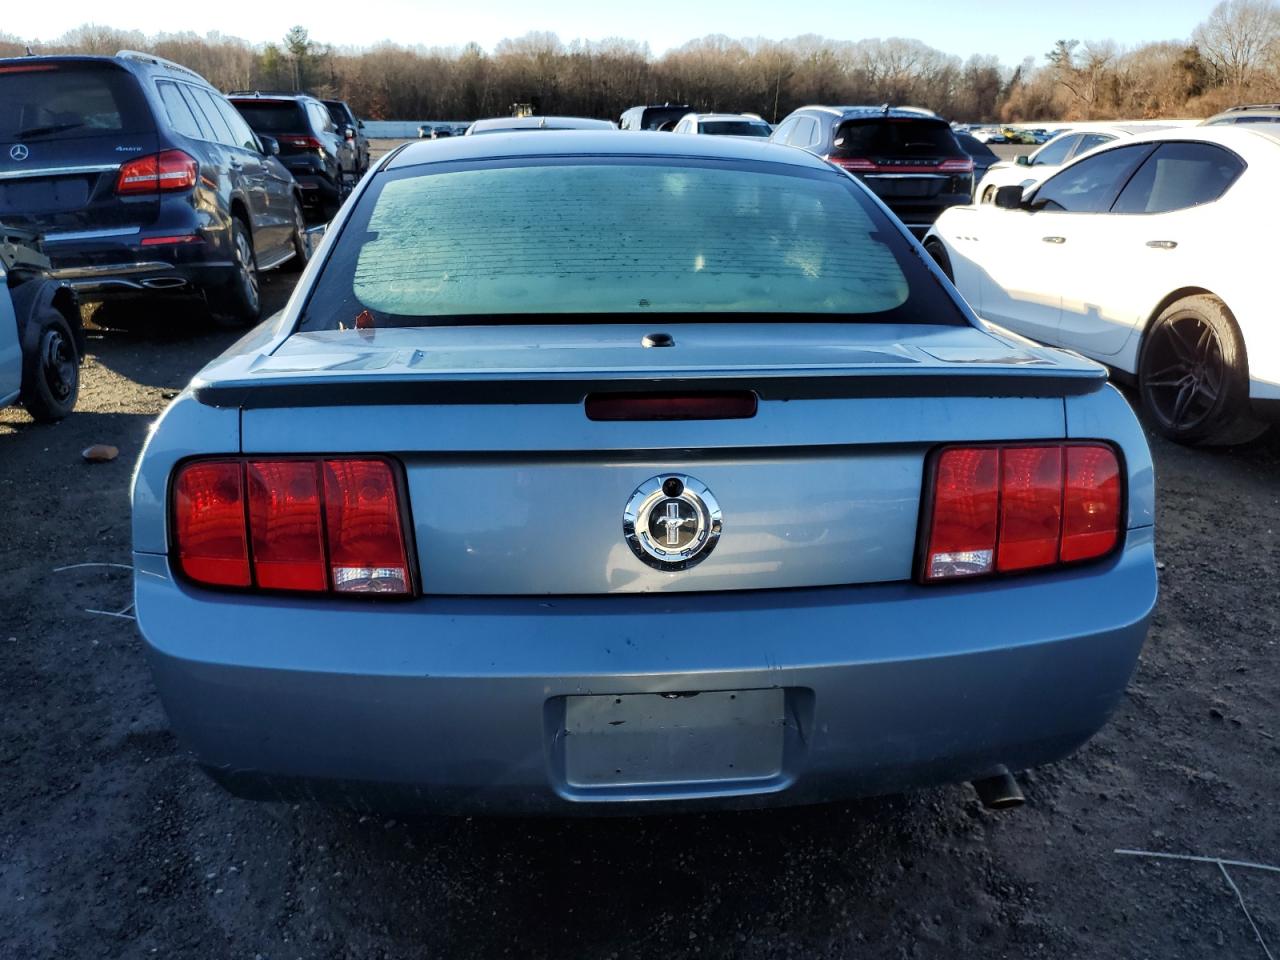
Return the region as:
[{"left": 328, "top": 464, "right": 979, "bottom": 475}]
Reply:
[{"left": 1, "top": 270, "right": 1278, "bottom": 959}]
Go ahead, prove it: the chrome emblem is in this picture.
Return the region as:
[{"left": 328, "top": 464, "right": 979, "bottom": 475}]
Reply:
[
  {"left": 9, "top": 144, "right": 29, "bottom": 162},
  {"left": 623, "top": 475, "right": 722, "bottom": 571}
]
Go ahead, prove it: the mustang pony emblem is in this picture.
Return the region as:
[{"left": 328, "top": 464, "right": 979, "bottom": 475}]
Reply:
[{"left": 623, "top": 475, "right": 722, "bottom": 570}]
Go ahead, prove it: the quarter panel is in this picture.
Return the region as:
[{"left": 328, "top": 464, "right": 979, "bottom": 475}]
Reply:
[{"left": 1065, "top": 383, "right": 1155, "bottom": 531}]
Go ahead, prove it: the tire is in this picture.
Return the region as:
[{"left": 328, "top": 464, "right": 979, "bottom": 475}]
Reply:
[
  {"left": 21, "top": 310, "right": 79, "bottom": 422},
  {"left": 279, "top": 201, "right": 311, "bottom": 273},
  {"left": 1138, "top": 294, "right": 1268, "bottom": 446},
  {"left": 923, "top": 238, "right": 955, "bottom": 283},
  {"left": 210, "top": 217, "right": 261, "bottom": 328}
]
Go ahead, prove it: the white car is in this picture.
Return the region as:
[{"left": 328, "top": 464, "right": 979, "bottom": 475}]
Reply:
[
  {"left": 974, "top": 125, "right": 1174, "bottom": 203},
  {"left": 671, "top": 112, "right": 772, "bottom": 138},
  {"left": 924, "top": 126, "right": 1280, "bottom": 446}
]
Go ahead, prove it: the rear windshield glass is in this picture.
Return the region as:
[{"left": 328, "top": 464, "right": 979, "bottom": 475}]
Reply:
[
  {"left": 298, "top": 157, "right": 964, "bottom": 331},
  {"left": 0, "top": 63, "right": 153, "bottom": 141},
  {"left": 640, "top": 108, "right": 690, "bottom": 130},
  {"left": 699, "top": 121, "right": 771, "bottom": 137},
  {"left": 833, "top": 119, "right": 963, "bottom": 158},
  {"left": 231, "top": 101, "right": 306, "bottom": 133}
]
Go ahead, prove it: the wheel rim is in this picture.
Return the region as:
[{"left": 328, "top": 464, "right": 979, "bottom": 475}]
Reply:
[
  {"left": 39, "top": 327, "right": 75, "bottom": 402},
  {"left": 235, "top": 228, "right": 259, "bottom": 311},
  {"left": 1143, "top": 313, "right": 1224, "bottom": 433}
]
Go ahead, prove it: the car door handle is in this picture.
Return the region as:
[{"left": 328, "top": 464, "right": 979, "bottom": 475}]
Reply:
[
  {"left": 1146, "top": 240, "right": 1178, "bottom": 249},
  {"left": 1041, "top": 236, "right": 1066, "bottom": 244}
]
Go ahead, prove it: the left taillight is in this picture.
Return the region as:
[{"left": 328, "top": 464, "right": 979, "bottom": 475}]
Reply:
[
  {"left": 116, "top": 150, "right": 198, "bottom": 195},
  {"left": 172, "top": 457, "right": 414, "bottom": 596},
  {"left": 919, "top": 443, "right": 1122, "bottom": 583}
]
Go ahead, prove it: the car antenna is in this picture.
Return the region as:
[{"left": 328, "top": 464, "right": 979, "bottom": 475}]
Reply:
[
  {"left": 25, "top": 45, "right": 33, "bottom": 56},
  {"left": 881, "top": 103, "right": 890, "bottom": 116}
]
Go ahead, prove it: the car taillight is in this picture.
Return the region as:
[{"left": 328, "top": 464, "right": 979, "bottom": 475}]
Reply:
[
  {"left": 920, "top": 443, "right": 1121, "bottom": 582},
  {"left": 938, "top": 158, "right": 975, "bottom": 174},
  {"left": 172, "top": 457, "right": 413, "bottom": 596},
  {"left": 826, "top": 155, "right": 876, "bottom": 172},
  {"left": 116, "top": 150, "right": 198, "bottom": 194},
  {"left": 279, "top": 135, "right": 323, "bottom": 150}
]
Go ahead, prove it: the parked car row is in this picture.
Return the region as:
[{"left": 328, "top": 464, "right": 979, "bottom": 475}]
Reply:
[{"left": 0, "top": 50, "right": 376, "bottom": 356}]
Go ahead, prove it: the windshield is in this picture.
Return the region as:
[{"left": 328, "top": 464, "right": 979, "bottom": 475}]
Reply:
[
  {"left": 699, "top": 121, "right": 771, "bottom": 137},
  {"left": 0, "top": 62, "right": 153, "bottom": 141},
  {"left": 833, "top": 119, "right": 964, "bottom": 158},
  {"left": 231, "top": 101, "right": 307, "bottom": 133},
  {"left": 298, "top": 157, "right": 964, "bottom": 331}
]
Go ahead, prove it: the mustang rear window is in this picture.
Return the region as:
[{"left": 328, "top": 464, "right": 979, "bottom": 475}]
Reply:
[{"left": 299, "top": 157, "right": 965, "bottom": 330}]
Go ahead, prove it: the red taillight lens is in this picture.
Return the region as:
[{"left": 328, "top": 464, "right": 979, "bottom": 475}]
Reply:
[
  {"left": 1061, "top": 446, "right": 1122, "bottom": 562},
  {"left": 922, "top": 443, "right": 1122, "bottom": 582},
  {"left": 924, "top": 448, "right": 999, "bottom": 580},
  {"left": 322, "top": 460, "right": 412, "bottom": 594},
  {"left": 997, "top": 447, "right": 1062, "bottom": 572},
  {"left": 173, "top": 461, "right": 250, "bottom": 587},
  {"left": 279, "top": 135, "right": 323, "bottom": 150},
  {"left": 116, "top": 150, "right": 198, "bottom": 195},
  {"left": 172, "top": 457, "right": 413, "bottom": 596},
  {"left": 247, "top": 461, "right": 327, "bottom": 592},
  {"left": 826, "top": 155, "right": 876, "bottom": 172},
  {"left": 938, "top": 158, "right": 975, "bottom": 174}
]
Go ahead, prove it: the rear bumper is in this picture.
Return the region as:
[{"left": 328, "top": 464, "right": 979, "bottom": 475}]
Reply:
[
  {"left": 43, "top": 219, "right": 235, "bottom": 300},
  {"left": 135, "top": 526, "right": 1156, "bottom": 814}
]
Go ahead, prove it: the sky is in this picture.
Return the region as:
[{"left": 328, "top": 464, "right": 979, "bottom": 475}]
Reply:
[{"left": 7, "top": 0, "right": 1217, "bottom": 66}]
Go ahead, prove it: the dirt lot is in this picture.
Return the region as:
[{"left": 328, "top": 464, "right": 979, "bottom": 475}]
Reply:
[{"left": 1, "top": 271, "right": 1278, "bottom": 959}]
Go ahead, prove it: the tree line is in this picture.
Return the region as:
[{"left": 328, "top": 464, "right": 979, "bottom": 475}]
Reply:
[{"left": 4, "top": 0, "right": 1279, "bottom": 123}]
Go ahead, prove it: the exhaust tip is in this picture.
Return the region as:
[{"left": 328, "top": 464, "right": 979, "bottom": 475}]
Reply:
[
  {"left": 971, "top": 768, "right": 1025, "bottom": 810},
  {"left": 140, "top": 276, "right": 188, "bottom": 290}
]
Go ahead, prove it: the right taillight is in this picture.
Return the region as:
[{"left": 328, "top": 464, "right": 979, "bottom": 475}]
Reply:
[
  {"left": 173, "top": 457, "right": 413, "bottom": 596},
  {"left": 920, "top": 443, "right": 1122, "bottom": 583}
]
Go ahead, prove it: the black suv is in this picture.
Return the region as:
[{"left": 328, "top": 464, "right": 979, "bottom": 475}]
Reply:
[
  {"left": 771, "top": 106, "right": 974, "bottom": 233},
  {"left": 229, "top": 92, "right": 356, "bottom": 221},
  {"left": 322, "top": 99, "right": 369, "bottom": 174},
  {"left": 0, "top": 51, "right": 310, "bottom": 325}
]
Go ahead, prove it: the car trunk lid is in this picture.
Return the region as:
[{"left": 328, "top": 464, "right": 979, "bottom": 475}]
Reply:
[{"left": 213, "top": 322, "right": 1104, "bottom": 595}]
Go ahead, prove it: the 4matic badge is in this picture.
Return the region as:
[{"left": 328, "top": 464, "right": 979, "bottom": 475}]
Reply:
[{"left": 623, "top": 474, "right": 722, "bottom": 571}]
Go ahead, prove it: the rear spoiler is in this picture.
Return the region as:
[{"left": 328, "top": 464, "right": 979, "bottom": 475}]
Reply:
[{"left": 195, "top": 366, "right": 1108, "bottom": 409}]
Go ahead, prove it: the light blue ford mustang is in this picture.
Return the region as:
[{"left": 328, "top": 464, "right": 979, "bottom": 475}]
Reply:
[{"left": 132, "top": 132, "right": 1157, "bottom": 814}]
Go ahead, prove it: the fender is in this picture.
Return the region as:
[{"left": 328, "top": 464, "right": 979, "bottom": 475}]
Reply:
[{"left": 11, "top": 277, "right": 83, "bottom": 360}]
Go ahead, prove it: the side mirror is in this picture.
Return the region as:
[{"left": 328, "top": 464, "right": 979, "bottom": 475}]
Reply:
[
  {"left": 258, "top": 135, "right": 280, "bottom": 156},
  {"left": 357, "top": 120, "right": 365, "bottom": 129},
  {"left": 1015, "top": 154, "right": 1030, "bottom": 166},
  {"left": 994, "top": 185, "right": 1024, "bottom": 210}
]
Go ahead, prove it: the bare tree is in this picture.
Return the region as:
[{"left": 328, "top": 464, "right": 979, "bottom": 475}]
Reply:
[{"left": 1193, "top": 0, "right": 1280, "bottom": 92}]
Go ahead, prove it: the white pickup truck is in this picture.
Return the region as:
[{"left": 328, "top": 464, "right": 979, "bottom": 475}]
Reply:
[{"left": 0, "top": 227, "right": 81, "bottom": 421}]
